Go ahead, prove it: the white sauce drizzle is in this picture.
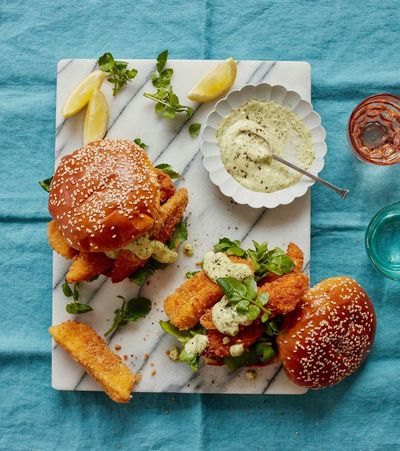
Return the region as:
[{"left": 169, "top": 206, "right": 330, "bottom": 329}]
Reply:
[
  {"left": 183, "top": 335, "right": 209, "bottom": 357},
  {"left": 203, "top": 251, "right": 253, "bottom": 282}
]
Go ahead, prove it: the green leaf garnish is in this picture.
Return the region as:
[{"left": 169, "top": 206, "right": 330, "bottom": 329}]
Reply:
[
  {"left": 224, "top": 349, "right": 259, "bottom": 371},
  {"left": 178, "top": 348, "right": 200, "bottom": 371},
  {"left": 104, "top": 296, "right": 151, "bottom": 337},
  {"left": 155, "top": 163, "right": 181, "bottom": 179},
  {"left": 160, "top": 320, "right": 192, "bottom": 344},
  {"left": 62, "top": 281, "right": 91, "bottom": 314},
  {"left": 255, "top": 342, "right": 276, "bottom": 362},
  {"left": 66, "top": 302, "right": 93, "bottom": 314},
  {"left": 216, "top": 277, "right": 270, "bottom": 322},
  {"left": 265, "top": 318, "right": 283, "bottom": 337},
  {"left": 98, "top": 52, "right": 138, "bottom": 96},
  {"left": 167, "top": 221, "right": 188, "bottom": 250},
  {"left": 189, "top": 123, "right": 201, "bottom": 138},
  {"left": 144, "top": 50, "right": 193, "bottom": 118},
  {"left": 185, "top": 270, "right": 200, "bottom": 279},
  {"left": 156, "top": 50, "right": 168, "bottom": 73},
  {"left": 128, "top": 258, "right": 168, "bottom": 286},
  {"left": 160, "top": 321, "right": 206, "bottom": 371},
  {"left": 247, "top": 241, "right": 295, "bottom": 280},
  {"left": 39, "top": 177, "right": 53, "bottom": 193},
  {"left": 223, "top": 341, "right": 276, "bottom": 371},
  {"left": 214, "top": 237, "right": 246, "bottom": 258},
  {"left": 62, "top": 280, "right": 73, "bottom": 297},
  {"left": 134, "top": 138, "right": 148, "bottom": 150},
  {"left": 214, "top": 237, "right": 295, "bottom": 280}
]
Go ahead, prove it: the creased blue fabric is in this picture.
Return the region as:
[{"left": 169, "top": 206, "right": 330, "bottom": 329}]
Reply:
[{"left": 1, "top": 0, "right": 400, "bottom": 450}]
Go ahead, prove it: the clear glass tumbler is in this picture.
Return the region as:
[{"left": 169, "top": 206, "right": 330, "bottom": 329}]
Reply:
[{"left": 365, "top": 201, "right": 400, "bottom": 280}]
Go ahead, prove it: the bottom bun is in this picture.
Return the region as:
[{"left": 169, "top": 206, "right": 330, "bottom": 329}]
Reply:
[{"left": 277, "top": 276, "right": 376, "bottom": 389}]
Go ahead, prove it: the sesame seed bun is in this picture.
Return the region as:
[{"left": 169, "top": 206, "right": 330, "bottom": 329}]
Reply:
[
  {"left": 49, "top": 139, "right": 160, "bottom": 252},
  {"left": 277, "top": 276, "right": 376, "bottom": 389}
]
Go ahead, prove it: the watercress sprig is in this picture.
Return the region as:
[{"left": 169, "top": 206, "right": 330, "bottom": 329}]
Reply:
[
  {"left": 160, "top": 321, "right": 206, "bottom": 371},
  {"left": 39, "top": 177, "right": 53, "bottom": 192},
  {"left": 62, "top": 280, "right": 93, "bottom": 314},
  {"left": 155, "top": 163, "right": 181, "bottom": 179},
  {"left": 189, "top": 123, "right": 201, "bottom": 138},
  {"left": 129, "top": 258, "right": 167, "bottom": 286},
  {"left": 213, "top": 237, "right": 295, "bottom": 280},
  {"left": 167, "top": 221, "right": 188, "bottom": 250},
  {"left": 216, "top": 277, "right": 271, "bottom": 322},
  {"left": 134, "top": 138, "right": 148, "bottom": 150},
  {"left": 98, "top": 52, "right": 138, "bottom": 96},
  {"left": 104, "top": 295, "right": 151, "bottom": 337},
  {"left": 144, "top": 50, "right": 193, "bottom": 119}
]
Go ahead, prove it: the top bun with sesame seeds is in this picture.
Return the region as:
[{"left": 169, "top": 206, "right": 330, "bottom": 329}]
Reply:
[
  {"left": 49, "top": 139, "right": 160, "bottom": 253},
  {"left": 277, "top": 276, "right": 376, "bottom": 389}
]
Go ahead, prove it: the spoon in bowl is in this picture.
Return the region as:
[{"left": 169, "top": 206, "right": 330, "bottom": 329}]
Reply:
[{"left": 250, "top": 130, "right": 349, "bottom": 199}]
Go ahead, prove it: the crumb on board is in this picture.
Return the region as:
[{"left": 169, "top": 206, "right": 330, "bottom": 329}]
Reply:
[
  {"left": 151, "top": 369, "right": 157, "bottom": 376},
  {"left": 167, "top": 347, "right": 179, "bottom": 361},
  {"left": 144, "top": 353, "right": 149, "bottom": 360},
  {"left": 115, "top": 344, "right": 121, "bottom": 351},
  {"left": 123, "top": 355, "right": 128, "bottom": 361},
  {"left": 245, "top": 370, "right": 257, "bottom": 380}
]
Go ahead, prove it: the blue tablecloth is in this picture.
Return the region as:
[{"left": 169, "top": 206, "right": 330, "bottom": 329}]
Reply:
[{"left": 1, "top": 1, "right": 400, "bottom": 449}]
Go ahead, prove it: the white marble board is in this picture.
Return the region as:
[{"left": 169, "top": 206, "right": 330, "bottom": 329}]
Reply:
[{"left": 53, "top": 59, "right": 311, "bottom": 395}]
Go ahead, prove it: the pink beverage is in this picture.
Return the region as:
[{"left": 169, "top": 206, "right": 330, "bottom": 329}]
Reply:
[{"left": 348, "top": 94, "right": 400, "bottom": 165}]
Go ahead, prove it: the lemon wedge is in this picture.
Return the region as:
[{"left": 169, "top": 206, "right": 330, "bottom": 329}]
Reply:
[
  {"left": 62, "top": 70, "right": 105, "bottom": 118},
  {"left": 187, "top": 58, "right": 237, "bottom": 102},
  {"left": 83, "top": 88, "right": 109, "bottom": 144}
]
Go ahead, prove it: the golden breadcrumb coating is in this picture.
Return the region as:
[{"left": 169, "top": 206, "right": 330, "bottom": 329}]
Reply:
[
  {"left": 286, "top": 242, "right": 304, "bottom": 272},
  {"left": 204, "top": 321, "right": 265, "bottom": 359},
  {"left": 199, "top": 243, "right": 307, "bottom": 329},
  {"left": 111, "top": 250, "right": 148, "bottom": 283},
  {"left": 48, "top": 220, "right": 77, "bottom": 259},
  {"left": 156, "top": 169, "right": 176, "bottom": 204},
  {"left": 66, "top": 253, "right": 113, "bottom": 283},
  {"left": 164, "top": 256, "right": 252, "bottom": 330},
  {"left": 259, "top": 271, "right": 309, "bottom": 318},
  {"left": 49, "top": 321, "right": 140, "bottom": 403},
  {"left": 151, "top": 188, "right": 189, "bottom": 243}
]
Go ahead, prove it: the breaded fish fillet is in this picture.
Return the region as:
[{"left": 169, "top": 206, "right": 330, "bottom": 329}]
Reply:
[
  {"left": 259, "top": 271, "right": 309, "bottom": 317},
  {"left": 204, "top": 321, "right": 265, "bottom": 359},
  {"left": 200, "top": 272, "right": 309, "bottom": 329},
  {"left": 151, "top": 188, "right": 189, "bottom": 243},
  {"left": 110, "top": 249, "right": 148, "bottom": 283},
  {"left": 48, "top": 220, "right": 77, "bottom": 259},
  {"left": 164, "top": 256, "right": 253, "bottom": 330},
  {"left": 287, "top": 242, "right": 304, "bottom": 272},
  {"left": 258, "top": 242, "right": 304, "bottom": 285},
  {"left": 156, "top": 168, "right": 176, "bottom": 204},
  {"left": 66, "top": 252, "right": 114, "bottom": 283},
  {"left": 49, "top": 321, "right": 140, "bottom": 403},
  {"left": 198, "top": 243, "right": 307, "bottom": 330}
]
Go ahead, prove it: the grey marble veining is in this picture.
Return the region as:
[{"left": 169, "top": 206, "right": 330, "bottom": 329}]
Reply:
[{"left": 53, "top": 59, "right": 311, "bottom": 395}]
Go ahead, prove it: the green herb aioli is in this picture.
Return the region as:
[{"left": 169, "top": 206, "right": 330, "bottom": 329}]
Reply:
[
  {"left": 216, "top": 100, "right": 315, "bottom": 193},
  {"left": 229, "top": 343, "right": 245, "bottom": 357},
  {"left": 203, "top": 251, "right": 253, "bottom": 282},
  {"left": 211, "top": 296, "right": 252, "bottom": 336},
  {"left": 105, "top": 234, "right": 178, "bottom": 264},
  {"left": 183, "top": 334, "right": 209, "bottom": 357}
]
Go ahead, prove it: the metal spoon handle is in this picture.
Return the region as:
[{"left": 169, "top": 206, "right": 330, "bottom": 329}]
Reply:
[{"left": 272, "top": 154, "right": 349, "bottom": 199}]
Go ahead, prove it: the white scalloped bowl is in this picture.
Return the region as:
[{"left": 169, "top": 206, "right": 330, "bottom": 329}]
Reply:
[{"left": 200, "top": 84, "right": 327, "bottom": 209}]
